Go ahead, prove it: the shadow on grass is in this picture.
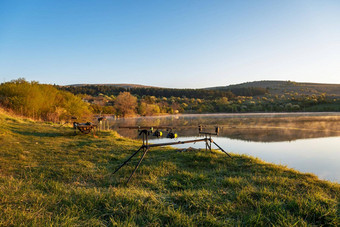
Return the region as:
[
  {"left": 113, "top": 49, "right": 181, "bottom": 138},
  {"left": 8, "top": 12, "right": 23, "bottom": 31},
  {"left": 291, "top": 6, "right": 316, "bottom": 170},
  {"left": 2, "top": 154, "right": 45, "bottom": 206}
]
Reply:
[{"left": 12, "top": 129, "right": 74, "bottom": 137}]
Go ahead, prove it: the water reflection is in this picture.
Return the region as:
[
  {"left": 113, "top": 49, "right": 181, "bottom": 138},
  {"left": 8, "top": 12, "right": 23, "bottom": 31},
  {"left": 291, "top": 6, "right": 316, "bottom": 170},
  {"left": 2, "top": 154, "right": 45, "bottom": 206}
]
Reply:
[
  {"left": 147, "top": 136, "right": 340, "bottom": 182},
  {"left": 111, "top": 113, "right": 340, "bottom": 142},
  {"left": 109, "top": 113, "right": 340, "bottom": 182}
]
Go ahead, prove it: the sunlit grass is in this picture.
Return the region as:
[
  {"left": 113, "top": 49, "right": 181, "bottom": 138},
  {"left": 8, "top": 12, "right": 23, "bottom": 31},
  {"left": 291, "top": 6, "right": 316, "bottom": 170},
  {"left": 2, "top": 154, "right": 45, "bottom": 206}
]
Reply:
[{"left": 0, "top": 110, "right": 339, "bottom": 226}]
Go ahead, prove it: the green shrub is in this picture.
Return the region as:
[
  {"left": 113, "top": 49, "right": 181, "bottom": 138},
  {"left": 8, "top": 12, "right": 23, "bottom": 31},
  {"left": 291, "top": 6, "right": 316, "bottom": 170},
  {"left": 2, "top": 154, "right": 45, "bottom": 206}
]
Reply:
[{"left": 0, "top": 78, "right": 91, "bottom": 121}]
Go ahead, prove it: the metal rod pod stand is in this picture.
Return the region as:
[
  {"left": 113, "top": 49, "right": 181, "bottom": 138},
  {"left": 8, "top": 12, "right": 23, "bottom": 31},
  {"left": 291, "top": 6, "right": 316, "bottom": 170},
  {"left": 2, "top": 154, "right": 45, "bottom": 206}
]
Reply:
[{"left": 112, "top": 129, "right": 232, "bottom": 184}]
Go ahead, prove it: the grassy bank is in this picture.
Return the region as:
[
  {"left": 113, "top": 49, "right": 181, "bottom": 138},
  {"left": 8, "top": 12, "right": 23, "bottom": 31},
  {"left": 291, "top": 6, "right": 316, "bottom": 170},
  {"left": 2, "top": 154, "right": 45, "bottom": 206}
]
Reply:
[{"left": 0, "top": 109, "right": 339, "bottom": 226}]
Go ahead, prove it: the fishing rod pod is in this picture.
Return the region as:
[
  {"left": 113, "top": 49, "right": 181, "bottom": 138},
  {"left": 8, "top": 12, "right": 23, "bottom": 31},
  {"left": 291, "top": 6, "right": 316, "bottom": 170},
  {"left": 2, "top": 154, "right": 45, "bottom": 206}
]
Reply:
[{"left": 113, "top": 125, "right": 231, "bottom": 184}]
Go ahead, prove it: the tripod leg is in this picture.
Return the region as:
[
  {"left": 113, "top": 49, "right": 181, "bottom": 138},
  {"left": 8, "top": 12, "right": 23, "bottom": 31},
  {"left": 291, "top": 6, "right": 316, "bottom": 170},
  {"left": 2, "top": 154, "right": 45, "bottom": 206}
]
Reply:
[
  {"left": 208, "top": 138, "right": 212, "bottom": 152},
  {"left": 205, "top": 137, "right": 208, "bottom": 151},
  {"left": 212, "top": 141, "right": 232, "bottom": 158},
  {"left": 126, "top": 148, "right": 149, "bottom": 184},
  {"left": 112, "top": 146, "right": 143, "bottom": 175}
]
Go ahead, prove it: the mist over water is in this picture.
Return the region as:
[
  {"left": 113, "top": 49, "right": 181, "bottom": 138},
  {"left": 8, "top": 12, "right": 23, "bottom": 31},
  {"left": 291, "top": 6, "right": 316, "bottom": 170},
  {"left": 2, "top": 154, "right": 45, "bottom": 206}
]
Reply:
[{"left": 110, "top": 113, "right": 340, "bottom": 182}]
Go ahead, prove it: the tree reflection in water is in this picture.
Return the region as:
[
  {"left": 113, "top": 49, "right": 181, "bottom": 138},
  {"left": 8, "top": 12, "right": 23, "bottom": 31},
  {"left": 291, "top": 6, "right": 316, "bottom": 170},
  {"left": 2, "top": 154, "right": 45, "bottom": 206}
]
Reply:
[{"left": 110, "top": 113, "right": 340, "bottom": 142}]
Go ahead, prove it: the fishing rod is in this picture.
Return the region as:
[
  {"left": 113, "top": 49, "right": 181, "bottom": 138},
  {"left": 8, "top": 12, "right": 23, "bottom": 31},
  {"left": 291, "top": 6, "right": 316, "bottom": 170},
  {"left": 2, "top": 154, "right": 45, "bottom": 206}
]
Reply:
[{"left": 113, "top": 125, "right": 232, "bottom": 184}]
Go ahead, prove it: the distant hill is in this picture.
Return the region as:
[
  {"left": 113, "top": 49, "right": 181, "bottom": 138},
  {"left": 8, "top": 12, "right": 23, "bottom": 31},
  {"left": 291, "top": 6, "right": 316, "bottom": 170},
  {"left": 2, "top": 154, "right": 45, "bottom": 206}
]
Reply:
[
  {"left": 67, "top": 80, "right": 340, "bottom": 97},
  {"left": 211, "top": 80, "right": 340, "bottom": 97},
  {"left": 60, "top": 83, "right": 234, "bottom": 100},
  {"left": 68, "top": 83, "right": 158, "bottom": 89}
]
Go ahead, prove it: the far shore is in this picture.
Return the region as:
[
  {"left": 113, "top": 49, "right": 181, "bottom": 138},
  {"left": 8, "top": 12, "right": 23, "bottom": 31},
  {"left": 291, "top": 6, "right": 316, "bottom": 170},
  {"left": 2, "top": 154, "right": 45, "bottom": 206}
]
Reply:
[{"left": 95, "top": 111, "right": 340, "bottom": 120}]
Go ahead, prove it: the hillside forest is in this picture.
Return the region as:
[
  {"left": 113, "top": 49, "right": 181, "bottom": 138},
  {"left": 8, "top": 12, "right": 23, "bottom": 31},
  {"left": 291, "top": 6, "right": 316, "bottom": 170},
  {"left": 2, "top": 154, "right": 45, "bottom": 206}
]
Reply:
[
  {"left": 59, "top": 82, "right": 340, "bottom": 117},
  {"left": 0, "top": 79, "right": 339, "bottom": 121}
]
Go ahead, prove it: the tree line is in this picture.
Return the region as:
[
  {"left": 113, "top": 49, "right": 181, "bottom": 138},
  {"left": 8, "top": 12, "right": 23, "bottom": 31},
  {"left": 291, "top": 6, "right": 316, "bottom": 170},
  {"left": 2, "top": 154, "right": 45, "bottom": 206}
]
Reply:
[
  {"left": 1, "top": 79, "right": 337, "bottom": 121},
  {"left": 57, "top": 85, "right": 267, "bottom": 100},
  {"left": 86, "top": 91, "right": 339, "bottom": 117}
]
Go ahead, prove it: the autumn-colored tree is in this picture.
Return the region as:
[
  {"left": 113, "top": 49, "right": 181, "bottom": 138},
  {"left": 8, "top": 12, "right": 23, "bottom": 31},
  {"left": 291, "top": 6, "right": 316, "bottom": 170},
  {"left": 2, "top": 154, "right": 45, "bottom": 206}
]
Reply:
[
  {"left": 114, "top": 92, "right": 137, "bottom": 117},
  {"left": 138, "top": 102, "right": 160, "bottom": 116}
]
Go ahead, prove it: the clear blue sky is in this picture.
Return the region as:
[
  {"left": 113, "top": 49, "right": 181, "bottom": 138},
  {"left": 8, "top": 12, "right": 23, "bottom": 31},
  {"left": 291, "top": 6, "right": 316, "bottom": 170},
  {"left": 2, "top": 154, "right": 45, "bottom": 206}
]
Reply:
[{"left": 1, "top": 0, "right": 340, "bottom": 88}]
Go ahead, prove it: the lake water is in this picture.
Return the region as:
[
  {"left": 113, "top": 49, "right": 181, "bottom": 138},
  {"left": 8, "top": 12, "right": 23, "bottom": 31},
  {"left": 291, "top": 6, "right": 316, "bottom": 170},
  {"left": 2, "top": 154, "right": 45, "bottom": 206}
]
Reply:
[{"left": 109, "top": 113, "right": 340, "bottom": 183}]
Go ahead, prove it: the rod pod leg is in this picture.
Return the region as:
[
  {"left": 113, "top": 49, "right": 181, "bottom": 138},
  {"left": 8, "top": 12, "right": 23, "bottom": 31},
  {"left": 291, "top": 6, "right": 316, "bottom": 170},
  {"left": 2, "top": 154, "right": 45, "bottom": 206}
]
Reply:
[
  {"left": 212, "top": 141, "right": 232, "bottom": 158},
  {"left": 126, "top": 147, "right": 149, "bottom": 184},
  {"left": 208, "top": 137, "right": 212, "bottom": 152},
  {"left": 112, "top": 146, "right": 143, "bottom": 175}
]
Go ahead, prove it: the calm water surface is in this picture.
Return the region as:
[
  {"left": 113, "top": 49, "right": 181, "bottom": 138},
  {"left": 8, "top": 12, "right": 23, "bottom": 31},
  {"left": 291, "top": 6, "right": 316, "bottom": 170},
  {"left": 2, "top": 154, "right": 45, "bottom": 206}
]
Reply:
[{"left": 110, "top": 113, "right": 340, "bottom": 183}]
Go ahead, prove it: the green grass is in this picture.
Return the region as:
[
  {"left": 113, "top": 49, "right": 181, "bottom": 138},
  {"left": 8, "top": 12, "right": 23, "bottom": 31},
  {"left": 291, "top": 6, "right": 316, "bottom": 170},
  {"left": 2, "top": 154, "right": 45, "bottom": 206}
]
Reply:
[{"left": 0, "top": 109, "right": 339, "bottom": 226}]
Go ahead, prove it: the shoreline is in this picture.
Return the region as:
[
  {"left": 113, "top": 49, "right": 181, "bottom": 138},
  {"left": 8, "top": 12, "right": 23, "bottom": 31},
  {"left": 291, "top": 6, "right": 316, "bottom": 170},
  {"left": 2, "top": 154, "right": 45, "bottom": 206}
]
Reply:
[{"left": 97, "top": 111, "right": 340, "bottom": 120}]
